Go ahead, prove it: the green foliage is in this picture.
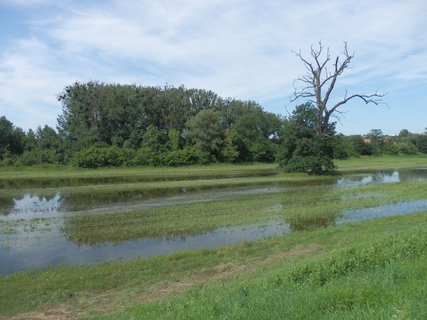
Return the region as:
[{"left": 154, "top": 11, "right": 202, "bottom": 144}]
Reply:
[
  {"left": 159, "top": 147, "right": 211, "bottom": 166},
  {"left": 221, "top": 129, "right": 240, "bottom": 162},
  {"left": 0, "top": 116, "right": 25, "bottom": 160},
  {"left": 278, "top": 104, "right": 336, "bottom": 174},
  {"left": 17, "top": 149, "right": 62, "bottom": 165},
  {"left": 285, "top": 231, "right": 427, "bottom": 286},
  {"left": 185, "top": 109, "right": 224, "bottom": 158},
  {"left": 415, "top": 134, "right": 427, "bottom": 153},
  {"left": 71, "top": 146, "right": 134, "bottom": 168},
  {"left": 167, "top": 128, "right": 181, "bottom": 151},
  {"left": 141, "top": 125, "right": 166, "bottom": 152},
  {"left": 249, "top": 138, "right": 277, "bottom": 162},
  {"left": 331, "top": 135, "right": 349, "bottom": 159},
  {"left": 129, "top": 147, "right": 159, "bottom": 166},
  {"left": 342, "top": 135, "right": 373, "bottom": 156},
  {"left": 384, "top": 141, "right": 418, "bottom": 155},
  {"left": 56, "top": 83, "right": 284, "bottom": 165},
  {"left": 366, "top": 129, "right": 385, "bottom": 155}
]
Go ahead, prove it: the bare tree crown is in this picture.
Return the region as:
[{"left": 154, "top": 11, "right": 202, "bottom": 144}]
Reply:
[{"left": 292, "top": 41, "right": 386, "bottom": 135}]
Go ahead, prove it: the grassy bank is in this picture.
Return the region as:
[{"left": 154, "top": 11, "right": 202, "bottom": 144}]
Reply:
[
  {"left": 1, "top": 212, "right": 427, "bottom": 318},
  {"left": 90, "top": 227, "right": 427, "bottom": 320},
  {"left": 335, "top": 154, "right": 427, "bottom": 171},
  {"left": 0, "top": 154, "right": 426, "bottom": 186},
  {"left": 0, "top": 163, "right": 277, "bottom": 183},
  {"left": 1, "top": 155, "right": 427, "bottom": 319}
]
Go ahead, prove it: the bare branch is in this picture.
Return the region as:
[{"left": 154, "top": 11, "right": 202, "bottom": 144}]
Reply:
[
  {"left": 291, "top": 41, "right": 387, "bottom": 135},
  {"left": 329, "top": 92, "right": 387, "bottom": 116}
]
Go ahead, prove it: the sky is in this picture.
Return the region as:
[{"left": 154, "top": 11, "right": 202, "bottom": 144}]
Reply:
[{"left": 0, "top": 0, "right": 426, "bottom": 136}]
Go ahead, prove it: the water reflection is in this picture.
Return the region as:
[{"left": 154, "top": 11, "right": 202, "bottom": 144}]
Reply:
[
  {"left": 6, "top": 193, "right": 62, "bottom": 219},
  {"left": 0, "top": 220, "right": 290, "bottom": 275},
  {"left": 0, "top": 185, "right": 286, "bottom": 219},
  {"left": 1, "top": 168, "right": 427, "bottom": 275},
  {"left": 337, "top": 169, "right": 427, "bottom": 187},
  {"left": 2, "top": 169, "right": 426, "bottom": 220},
  {"left": 337, "top": 170, "right": 400, "bottom": 187},
  {"left": 337, "top": 200, "right": 427, "bottom": 224}
]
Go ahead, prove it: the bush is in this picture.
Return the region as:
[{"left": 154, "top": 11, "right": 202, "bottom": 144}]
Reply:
[
  {"left": 159, "top": 147, "right": 211, "bottom": 166},
  {"left": 385, "top": 142, "right": 418, "bottom": 155},
  {"left": 129, "top": 147, "right": 159, "bottom": 166},
  {"left": 280, "top": 136, "right": 336, "bottom": 174},
  {"left": 71, "top": 146, "right": 134, "bottom": 168},
  {"left": 17, "top": 149, "right": 63, "bottom": 165},
  {"left": 249, "top": 139, "right": 277, "bottom": 162},
  {"left": 415, "top": 134, "right": 427, "bottom": 153}
]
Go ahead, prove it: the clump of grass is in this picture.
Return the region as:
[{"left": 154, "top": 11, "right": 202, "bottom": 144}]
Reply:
[
  {"left": 285, "top": 230, "right": 427, "bottom": 286},
  {"left": 94, "top": 229, "right": 427, "bottom": 320},
  {"left": 285, "top": 206, "right": 339, "bottom": 230}
]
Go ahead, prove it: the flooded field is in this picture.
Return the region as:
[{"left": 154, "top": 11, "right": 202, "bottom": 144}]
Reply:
[{"left": 1, "top": 168, "right": 427, "bottom": 275}]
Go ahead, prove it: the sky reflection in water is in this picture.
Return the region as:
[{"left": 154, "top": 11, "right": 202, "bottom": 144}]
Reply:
[{"left": 1, "top": 169, "right": 426, "bottom": 274}]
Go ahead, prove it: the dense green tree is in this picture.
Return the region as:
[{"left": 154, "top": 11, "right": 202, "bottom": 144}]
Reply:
[
  {"left": 0, "top": 116, "right": 25, "bottom": 161},
  {"left": 342, "top": 135, "right": 373, "bottom": 156},
  {"left": 141, "top": 125, "right": 166, "bottom": 152},
  {"left": 167, "top": 128, "right": 181, "bottom": 151},
  {"left": 185, "top": 109, "right": 223, "bottom": 159},
  {"left": 17, "top": 125, "right": 64, "bottom": 165},
  {"left": 221, "top": 129, "right": 240, "bottom": 162},
  {"left": 366, "top": 129, "right": 385, "bottom": 155},
  {"left": 278, "top": 103, "right": 336, "bottom": 174},
  {"left": 416, "top": 134, "right": 427, "bottom": 153}
]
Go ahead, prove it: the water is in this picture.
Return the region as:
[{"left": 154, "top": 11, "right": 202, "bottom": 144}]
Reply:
[
  {"left": 0, "top": 221, "right": 290, "bottom": 274},
  {"left": 337, "top": 199, "right": 427, "bottom": 224},
  {"left": 2, "top": 169, "right": 426, "bottom": 220},
  {"left": 336, "top": 169, "right": 427, "bottom": 187},
  {"left": 0, "top": 185, "right": 286, "bottom": 220},
  {"left": 1, "top": 168, "right": 426, "bottom": 275}
]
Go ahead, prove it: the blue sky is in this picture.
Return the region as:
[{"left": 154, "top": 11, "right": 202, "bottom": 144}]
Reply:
[{"left": 0, "top": 0, "right": 426, "bottom": 135}]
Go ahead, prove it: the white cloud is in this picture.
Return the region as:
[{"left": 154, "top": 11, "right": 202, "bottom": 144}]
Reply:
[{"left": 0, "top": 0, "right": 426, "bottom": 133}]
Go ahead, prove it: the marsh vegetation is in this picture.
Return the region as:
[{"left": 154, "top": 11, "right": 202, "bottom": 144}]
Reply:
[{"left": 0, "top": 156, "right": 427, "bottom": 318}]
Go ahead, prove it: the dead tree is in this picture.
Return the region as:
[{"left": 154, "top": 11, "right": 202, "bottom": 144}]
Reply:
[{"left": 292, "top": 41, "right": 386, "bottom": 136}]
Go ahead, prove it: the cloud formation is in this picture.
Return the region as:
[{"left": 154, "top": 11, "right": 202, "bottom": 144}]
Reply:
[{"left": 0, "top": 0, "right": 426, "bottom": 134}]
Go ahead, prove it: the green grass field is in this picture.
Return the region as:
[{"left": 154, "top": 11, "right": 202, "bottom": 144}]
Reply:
[{"left": 0, "top": 155, "right": 426, "bottom": 319}]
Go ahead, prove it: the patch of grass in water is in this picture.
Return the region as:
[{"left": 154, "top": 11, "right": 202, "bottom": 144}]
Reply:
[{"left": 62, "top": 194, "right": 286, "bottom": 245}]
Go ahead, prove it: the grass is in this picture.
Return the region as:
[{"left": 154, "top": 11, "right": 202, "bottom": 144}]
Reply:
[
  {"left": 90, "top": 228, "right": 427, "bottom": 320},
  {"left": 59, "top": 179, "right": 427, "bottom": 245},
  {"left": 1, "top": 155, "right": 427, "bottom": 318},
  {"left": 1, "top": 213, "right": 426, "bottom": 318},
  {"left": 335, "top": 154, "right": 427, "bottom": 171},
  {"left": 0, "top": 163, "right": 277, "bottom": 183}
]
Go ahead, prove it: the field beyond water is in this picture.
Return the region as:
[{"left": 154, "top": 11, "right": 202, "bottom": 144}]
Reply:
[{"left": 0, "top": 155, "right": 427, "bottom": 319}]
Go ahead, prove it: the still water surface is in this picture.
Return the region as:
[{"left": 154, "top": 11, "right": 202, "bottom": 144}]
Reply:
[{"left": 1, "top": 169, "right": 426, "bottom": 275}]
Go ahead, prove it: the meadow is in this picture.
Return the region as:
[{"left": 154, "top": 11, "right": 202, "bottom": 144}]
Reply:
[{"left": 0, "top": 155, "right": 426, "bottom": 319}]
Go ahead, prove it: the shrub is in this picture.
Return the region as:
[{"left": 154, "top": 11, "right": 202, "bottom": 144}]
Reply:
[
  {"left": 385, "top": 142, "right": 418, "bottom": 155},
  {"left": 17, "top": 149, "right": 63, "bottom": 165},
  {"left": 280, "top": 136, "right": 336, "bottom": 174},
  {"left": 71, "top": 146, "right": 134, "bottom": 168},
  {"left": 415, "top": 134, "right": 427, "bottom": 153},
  {"left": 249, "top": 139, "right": 277, "bottom": 162},
  {"left": 160, "top": 147, "right": 211, "bottom": 166},
  {"left": 129, "top": 147, "right": 159, "bottom": 166}
]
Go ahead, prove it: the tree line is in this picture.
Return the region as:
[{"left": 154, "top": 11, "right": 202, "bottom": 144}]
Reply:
[{"left": 1, "top": 81, "right": 426, "bottom": 171}]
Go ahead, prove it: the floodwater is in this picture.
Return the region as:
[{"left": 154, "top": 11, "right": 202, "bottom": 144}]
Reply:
[
  {"left": 1, "top": 168, "right": 426, "bottom": 275},
  {"left": 0, "top": 221, "right": 290, "bottom": 275}
]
